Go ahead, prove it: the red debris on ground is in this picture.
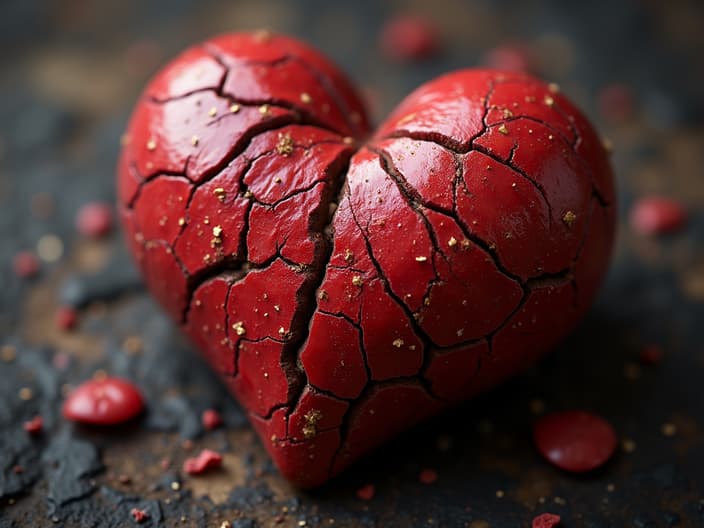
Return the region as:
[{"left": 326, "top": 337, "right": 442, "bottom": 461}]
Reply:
[
  {"left": 12, "top": 251, "right": 40, "bottom": 278},
  {"left": 598, "top": 83, "right": 635, "bottom": 122},
  {"left": 483, "top": 43, "right": 534, "bottom": 72},
  {"left": 533, "top": 410, "right": 617, "bottom": 472},
  {"left": 183, "top": 449, "right": 223, "bottom": 475},
  {"left": 130, "top": 508, "right": 150, "bottom": 523},
  {"left": 23, "top": 415, "right": 43, "bottom": 435},
  {"left": 640, "top": 345, "right": 663, "bottom": 365},
  {"left": 532, "top": 512, "right": 561, "bottom": 528},
  {"left": 12, "top": 465, "right": 24, "bottom": 474},
  {"left": 75, "top": 202, "right": 114, "bottom": 238},
  {"left": 630, "top": 196, "right": 687, "bottom": 235},
  {"left": 356, "top": 483, "right": 375, "bottom": 500},
  {"left": 418, "top": 468, "right": 438, "bottom": 484},
  {"left": 55, "top": 306, "right": 78, "bottom": 331},
  {"left": 201, "top": 408, "right": 223, "bottom": 430},
  {"left": 62, "top": 377, "right": 145, "bottom": 425},
  {"left": 379, "top": 15, "right": 440, "bottom": 62}
]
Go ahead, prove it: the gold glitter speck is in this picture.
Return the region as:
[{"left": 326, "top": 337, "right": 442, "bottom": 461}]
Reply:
[
  {"left": 208, "top": 107, "right": 217, "bottom": 117},
  {"left": 448, "top": 237, "right": 458, "bottom": 247},
  {"left": 230, "top": 104, "right": 240, "bottom": 113},
  {"left": 562, "top": 211, "right": 577, "bottom": 226},
  {"left": 351, "top": 275, "right": 363, "bottom": 287},
  {"left": 300, "top": 92, "right": 312, "bottom": 104},
  {"left": 498, "top": 124, "right": 509, "bottom": 135},
  {"left": 146, "top": 139, "right": 157, "bottom": 151},
  {"left": 415, "top": 256, "right": 428, "bottom": 262},
  {"left": 392, "top": 339, "right": 404, "bottom": 348},
  {"left": 276, "top": 133, "right": 294, "bottom": 156},
  {"left": 232, "top": 321, "right": 246, "bottom": 336}
]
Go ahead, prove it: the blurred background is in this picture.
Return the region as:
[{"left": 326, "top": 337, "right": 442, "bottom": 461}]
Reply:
[{"left": 1, "top": 0, "right": 703, "bottom": 526}]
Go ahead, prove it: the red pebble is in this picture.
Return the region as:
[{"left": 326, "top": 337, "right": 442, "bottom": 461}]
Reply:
[
  {"left": 12, "top": 251, "right": 40, "bottom": 279},
  {"left": 201, "top": 408, "right": 223, "bottom": 430},
  {"left": 598, "top": 83, "right": 635, "bottom": 122},
  {"left": 183, "top": 448, "right": 223, "bottom": 475},
  {"left": 75, "top": 202, "right": 114, "bottom": 238},
  {"left": 130, "top": 508, "right": 150, "bottom": 523},
  {"left": 533, "top": 410, "right": 617, "bottom": 472},
  {"left": 12, "top": 465, "right": 24, "bottom": 474},
  {"left": 356, "top": 483, "right": 375, "bottom": 500},
  {"left": 483, "top": 43, "right": 533, "bottom": 72},
  {"left": 62, "top": 377, "right": 145, "bottom": 425},
  {"left": 23, "top": 415, "right": 43, "bottom": 435},
  {"left": 630, "top": 196, "right": 687, "bottom": 235},
  {"left": 532, "top": 512, "right": 561, "bottom": 528},
  {"left": 55, "top": 306, "right": 78, "bottom": 331},
  {"left": 379, "top": 15, "right": 440, "bottom": 62},
  {"left": 418, "top": 468, "right": 438, "bottom": 484},
  {"left": 640, "top": 345, "right": 663, "bottom": 366}
]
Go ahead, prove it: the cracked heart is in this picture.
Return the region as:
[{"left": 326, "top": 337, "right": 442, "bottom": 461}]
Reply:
[{"left": 117, "top": 31, "right": 616, "bottom": 487}]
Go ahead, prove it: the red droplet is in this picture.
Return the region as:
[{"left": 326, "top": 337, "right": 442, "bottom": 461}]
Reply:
[
  {"left": 418, "top": 468, "right": 438, "bottom": 484},
  {"left": 23, "top": 415, "right": 43, "bottom": 435},
  {"left": 62, "top": 377, "right": 145, "bottom": 425},
  {"left": 533, "top": 410, "right": 617, "bottom": 472},
  {"left": 483, "top": 43, "right": 533, "bottom": 73},
  {"left": 630, "top": 196, "right": 687, "bottom": 235},
  {"left": 55, "top": 306, "right": 78, "bottom": 331},
  {"left": 183, "top": 449, "right": 223, "bottom": 475},
  {"left": 379, "top": 15, "right": 440, "bottom": 62},
  {"left": 201, "top": 408, "right": 223, "bottom": 430},
  {"left": 598, "top": 83, "right": 635, "bottom": 122},
  {"left": 532, "top": 512, "right": 561, "bottom": 528},
  {"left": 356, "top": 483, "right": 375, "bottom": 500},
  {"left": 640, "top": 345, "right": 663, "bottom": 366},
  {"left": 130, "top": 508, "right": 150, "bottom": 523},
  {"left": 12, "top": 251, "right": 40, "bottom": 279},
  {"left": 75, "top": 202, "right": 114, "bottom": 238}
]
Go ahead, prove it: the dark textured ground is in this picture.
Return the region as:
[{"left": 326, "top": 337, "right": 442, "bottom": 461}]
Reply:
[{"left": 1, "top": 0, "right": 703, "bottom": 526}]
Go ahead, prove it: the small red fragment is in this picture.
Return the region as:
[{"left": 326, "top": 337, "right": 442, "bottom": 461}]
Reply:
[
  {"left": 12, "top": 251, "right": 40, "bottom": 279},
  {"left": 75, "top": 202, "right": 114, "bottom": 238},
  {"left": 55, "top": 306, "right": 78, "bottom": 331},
  {"left": 201, "top": 408, "right": 223, "bottom": 430},
  {"left": 356, "top": 483, "right": 375, "bottom": 500},
  {"left": 379, "top": 15, "right": 440, "bottom": 62},
  {"left": 130, "top": 508, "right": 150, "bottom": 523},
  {"left": 532, "top": 512, "right": 561, "bottom": 528},
  {"left": 630, "top": 196, "right": 687, "bottom": 235},
  {"left": 23, "top": 415, "right": 43, "bottom": 435},
  {"left": 640, "top": 345, "right": 663, "bottom": 366},
  {"left": 483, "top": 43, "right": 533, "bottom": 73},
  {"left": 533, "top": 410, "right": 617, "bottom": 473},
  {"left": 598, "top": 83, "right": 635, "bottom": 122},
  {"left": 62, "top": 377, "right": 145, "bottom": 425},
  {"left": 183, "top": 448, "right": 223, "bottom": 475},
  {"left": 418, "top": 468, "right": 438, "bottom": 484},
  {"left": 12, "top": 465, "right": 24, "bottom": 474}
]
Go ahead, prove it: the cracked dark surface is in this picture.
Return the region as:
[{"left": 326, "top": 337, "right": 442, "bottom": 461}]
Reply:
[{"left": 2, "top": 0, "right": 704, "bottom": 525}]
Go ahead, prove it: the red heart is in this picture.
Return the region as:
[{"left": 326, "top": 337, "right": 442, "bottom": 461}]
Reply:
[{"left": 117, "top": 32, "right": 615, "bottom": 487}]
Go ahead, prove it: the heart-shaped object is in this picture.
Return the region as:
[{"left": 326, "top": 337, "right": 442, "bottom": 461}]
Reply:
[{"left": 118, "top": 32, "right": 615, "bottom": 487}]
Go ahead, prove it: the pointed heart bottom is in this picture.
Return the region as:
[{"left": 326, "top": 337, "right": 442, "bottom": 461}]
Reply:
[{"left": 118, "top": 32, "right": 616, "bottom": 487}]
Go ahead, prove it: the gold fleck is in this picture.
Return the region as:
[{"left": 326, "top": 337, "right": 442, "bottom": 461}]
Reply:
[
  {"left": 525, "top": 95, "right": 536, "bottom": 103},
  {"left": 344, "top": 248, "right": 354, "bottom": 263},
  {"left": 212, "top": 226, "right": 223, "bottom": 237},
  {"left": 460, "top": 239, "right": 472, "bottom": 250},
  {"left": 19, "top": 387, "right": 33, "bottom": 401},
  {"left": 562, "top": 210, "right": 577, "bottom": 226},
  {"left": 244, "top": 190, "right": 253, "bottom": 199},
  {"left": 544, "top": 95, "right": 555, "bottom": 106},
  {"left": 274, "top": 177, "right": 282, "bottom": 184},
  {"left": 146, "top": 138, "right": 157, "bottom": 151},
  {"left": 447, "top": 237, "right": 458, "bottom": 248},
  {"left": 661, "top": 423, "right": 677, "bottom": 437},
  {"left": 318, "top": 290, "right": 329, "bottom": 300},
  {"left": 123, "top": 336, "right": 143, "bottom": 355},
  {"left": 178, "top": 217, "right": 186, "bottom": 226},
  {"left": 171, "top": 481, "right": 181, "bottom": 491},
  {"left": 274, "top": 305, "right": 280, "bottom": 312},
  {"left": 230, "top": 104, "right": 240, "bottom": 113},
  {"left": 548, "top": 82, "right": 560, "bottom": 93},
  {"left": 502, "top": 108, "right": 513, "bottom": 118},
  {"left": 602, "top": 137, "right": 613, "bottom": 153},
  {"left": 37, "top": 234, "right": 64, "bottom": 262},
  {"left": 221, "top": 522, "right": 232, "bottom": 528},
  {"left": 276, "top": 133, "right": 294, "bottom": 156},
  {"left": 622, "top": 438, "right": 636, "bottom": 453},
  {"left": 498, "top": 124, "right": 509, "bottom": 135},
  {"left": 415, "top": 256, "right": 428, "bottom": 262},
  {"left": 606, "top": 483, "right": 615, "bottom": 492},
  {"left": 191, "top": 135, "right": 199, "bottom": 146},
  {"left": 392, "top": 339, "right": 404, "bottom": 348},
  {"left": 302, "top": 409, "right": 322, "bottom": 439},
  {"left": 343, "top": 136, "right": 355, "bottom": 145},
  {"left": 554, "top": 496, "right": 566, "bottom": 505},
  {"left": 1, "top": 345, "right": 17, "bottom": 362},
  {"left": 278, "top": 327, "right": 286, "bottom": 336},
  {"left": 232, "top": 321, "right": 246, "bottom": 336},
  {"left": 259, "top": 104, "right": 271, "bottom": 116},
  {"left": 213, "top": 187, "right": 226, "bottom": 201},
  {"left": 495, "top": 490, "right": 505, "bottom": 499},
  {"left": 208, "top": 107, "right": 217, "bottom": 117},
  {"left": 254, "top": 29, "right": 272, "bottom": 42},
  {"left": 351, "top": 275, "right": 363, "bottom": 287},
  {"left": 548, "top": 134, "right": 554, "bottom": 140},
  {"left": 300, "top": 92, "right": 312, "bottom": 104}
]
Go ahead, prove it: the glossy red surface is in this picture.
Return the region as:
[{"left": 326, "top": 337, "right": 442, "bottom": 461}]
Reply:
[
  {"left": 533, "top": 410, "right": 617, "bottom": 473},
  {"left": 532, "top": 512, "right": 562, "bottom": 528},
  {"left": 62, "top": 377, "right": 145, "bottom": 425},
  {"left": 117, "top": 32, "right": 616, "bottom": 487}
]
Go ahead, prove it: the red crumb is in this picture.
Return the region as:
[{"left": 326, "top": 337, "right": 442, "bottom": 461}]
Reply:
[
  {"left": 201, "top": 408, "right": 223, "bottom": 430},
  {"left": 532, "top": 512, "right": 561, "bottom": 528},
  {"left": 12, "top": 251, "right": 40, "bottom": 279},
  {"left": 23, "top": 415, "right": 43, "bottom": 435},
  {"left": 598, "top": 83, "right": 635, "bottom": 122},
  {"left": 356, "top": 483, "right": 375, "bottom": 500},
  {"left": 12, "top": 465, "right": 24, "bottom": 474},
  {"left": 55, "top": 306, "right": 78, "bottom": 331},
  {"left": 160, "top": 457, "right": 172, "bottom": 470},
  {"left": 62, "top": 377, "right": 145, "bottom": 425},
  {"left": 418, "top": 468, "right": 438, "bottom": 484},
  {"left": 379, "top": 15, "right": 440, "bottom": 62},
  {"left": 130, "top": 508, "right": 150, "bottom": 523},
  {"left": 75, "top": 202, "right": 114, "bottom": 238},
  {"left": 640, "top": 345, "right": 663, "bottom": 366},
  {"left": 483, "top": 43, "right": 533, "bottom": 73},
  {"left": 533, "top": 410, "right": 617, "bottom": 473},
  {"left": 183, "top": 449, "right": 223, "bottom": 475},
  {"left": 630, "top": 196, "right": 687, "bottom": 235}
]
